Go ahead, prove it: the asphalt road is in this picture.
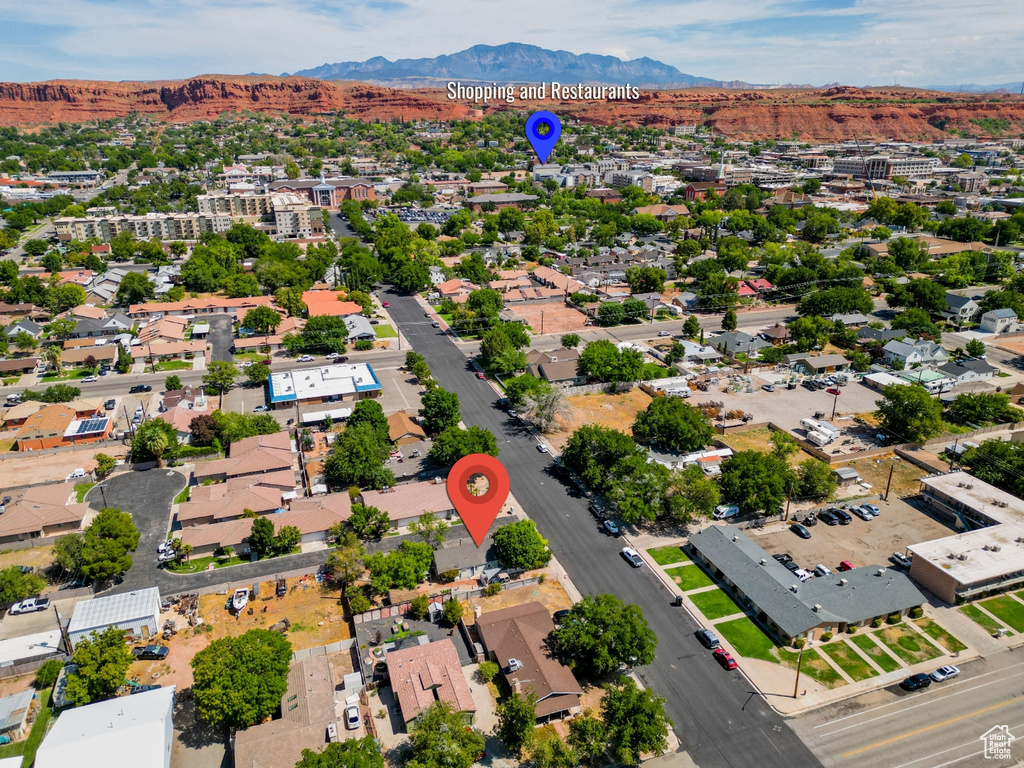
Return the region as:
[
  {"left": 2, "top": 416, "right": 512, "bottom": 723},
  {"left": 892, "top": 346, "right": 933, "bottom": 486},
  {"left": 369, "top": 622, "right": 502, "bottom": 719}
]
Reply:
[
  {"left": 791, "top": 653, "right": 1024, "bottom": 768},
  {"left": 383, "top": 286, "right": 822, "bottom": 768}
]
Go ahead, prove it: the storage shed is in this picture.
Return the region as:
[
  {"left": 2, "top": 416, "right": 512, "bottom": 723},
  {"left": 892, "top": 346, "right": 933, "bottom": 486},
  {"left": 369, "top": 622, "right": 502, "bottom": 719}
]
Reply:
[{"left": 67, "top": 587, "right": 161, "bottom": 649}]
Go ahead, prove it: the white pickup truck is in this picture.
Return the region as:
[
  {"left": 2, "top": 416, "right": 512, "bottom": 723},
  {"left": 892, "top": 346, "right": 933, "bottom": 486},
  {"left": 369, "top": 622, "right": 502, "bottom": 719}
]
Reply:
[{"left": 10, "top": 597, "right": 50, "bottom": 615}]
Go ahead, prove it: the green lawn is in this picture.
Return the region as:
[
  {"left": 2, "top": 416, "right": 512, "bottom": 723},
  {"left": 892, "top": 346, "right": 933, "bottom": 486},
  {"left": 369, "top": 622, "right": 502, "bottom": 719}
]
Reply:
[
  {"left": 715, "top": 616, "right": 778, "bottom": 662},
  {"left": 876, "top": 624, "right": 944, "bottom": 665},
  {"left": 690, "top": 589, "right": 745, "bottom": 621},
  {"left": 74, "top": 483, "right": 96, "bottom": 503},
  {"left": 40, "top": 368, "right": 93, "bottom": 381},
  {"left": 0, "top": 689, "right": 51, "bottom": 765},
  {"left": 646, "top": 545, "right": 689, "bottom": 565},
  {"left": 960, "top": 603, "right": 1010, "bottom": 635},
  {"left": 374, "top": 324, "right": 397, "bottom": 338},
  {"left": 849, "top": 634, "right": 902, "bottom": 673},
  {"left": 914, "top": 618, "right": 968, "bottom": 653},
  {"left": 155, "top": 360, "right": 193, "bottom": 372},
  {"left": 818, "top": 640, "right": 878, "bottom": 682},
  {"left": 980, "top": 595, "right": 1024, "bottom": 633},
  {"left": 165, "top": 546, "right": 300, "bottom": 573},
  {"left": 778, "top": 648, "right": 846, "bottom": 688},
  {"left": 173, "top": 486, "right": 190, "bottom": 504},
  {"left": 2, "top": 376, "right": 20, "bottom": 386},
  {"left": 666, "top": 564, "right": 714, "bottom": 591},
  {"left": 233, "top": 352, "right": 267, "bottom": 363}
]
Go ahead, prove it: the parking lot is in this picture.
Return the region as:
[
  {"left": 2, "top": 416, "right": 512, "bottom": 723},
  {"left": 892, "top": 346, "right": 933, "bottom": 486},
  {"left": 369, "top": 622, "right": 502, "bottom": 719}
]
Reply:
[{"left": 745, "top": 496, "right": 957, "bottom": 574}]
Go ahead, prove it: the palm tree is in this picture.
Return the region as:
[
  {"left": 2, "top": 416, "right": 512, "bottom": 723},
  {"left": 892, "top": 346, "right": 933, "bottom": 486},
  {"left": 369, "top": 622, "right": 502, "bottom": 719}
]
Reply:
[
  {"left": 44, "top": 345, "right": 62, "bottom": 373},
  {"left": 139, "top": 429, "right": 169, "bottom": 468},
  {"left": 179, "top": 543, "right": 193, "bottom": 564}
]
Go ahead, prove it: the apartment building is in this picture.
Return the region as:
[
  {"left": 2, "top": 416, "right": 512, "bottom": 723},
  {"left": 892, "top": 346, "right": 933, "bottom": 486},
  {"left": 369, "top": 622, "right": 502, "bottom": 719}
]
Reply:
[{"left": 54, "top": 212, "right": 232, "bottom": 242}]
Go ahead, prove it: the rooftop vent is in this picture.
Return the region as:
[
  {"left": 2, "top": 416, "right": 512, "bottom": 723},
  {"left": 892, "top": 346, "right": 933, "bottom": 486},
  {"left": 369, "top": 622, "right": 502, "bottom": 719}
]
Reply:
[
  {"left": 877, "top": 568, "right": 887, "bottom": 576},
  {"left": 733, "top": 535, "right": 739, "bottom": 542},
  {"left": 991, "top": 545, "right": 1001, "bottom": 552},
  {"left": 957, "top": 554, "right": 969, "bottom": 561},
  {"left": 506, "top": 659, "right": 523, "bottom": 673},
  {"left": 790, "top": 585, "right": 799, "bottom": 592},
  {"left": 759, "top": 558, "right": 767, "bottom": 566},
  {"left": 839, "top": 578, "right": 848, "bottom": 586},
  {"left": 813, "top": 604, "right": 822, "bottom": 613}
]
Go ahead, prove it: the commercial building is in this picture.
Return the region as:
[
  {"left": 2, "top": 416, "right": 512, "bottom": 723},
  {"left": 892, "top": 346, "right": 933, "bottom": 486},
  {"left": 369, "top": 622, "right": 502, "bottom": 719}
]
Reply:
[
  {"left": 908, "top": 472, "right": 1024, "bottom": 603},
  {"left": 35, "top": 686, "right": 175, "bottom": 768},
  {"left": 67, "top": 587, "right": 162, "bottom": 649},
  {"left": 689, "top": 526, "right": 925, "bottom": 643},
  {"left": 268, "top": 177, "right": 375, "bottom": 206},
  {"left": 267, "top": 363, "right": 382, "bottom": 409},
  {"left": 465, "top": 193, "right": 538, "bottom": 212},
  {"left": 385, "top": 639, "right": 476, "bottom": 726},
  {"left": 475, "top": 603, "right": 583, "bottom": 722},
  {"left": 832, "top": 155, "right": 939, "bottom": 180},
  {"left": 13, "top": 404, "right": 113, "bottom": 452}
]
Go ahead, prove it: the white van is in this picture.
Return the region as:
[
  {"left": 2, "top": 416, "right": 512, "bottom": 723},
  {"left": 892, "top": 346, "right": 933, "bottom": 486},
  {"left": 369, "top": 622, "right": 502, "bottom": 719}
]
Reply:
[{"left": 713, "top": 505, "right": 740, "bottom": 520}]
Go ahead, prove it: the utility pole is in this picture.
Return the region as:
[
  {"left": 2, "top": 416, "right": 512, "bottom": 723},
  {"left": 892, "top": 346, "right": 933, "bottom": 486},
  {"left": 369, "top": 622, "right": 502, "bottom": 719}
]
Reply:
[
  {"left": 784, "top": 483, "right": 793, "bottom": 521},
  {"left": 884, "top": 464, "right": 895, "bottom": 501},
  {"left": 792, "top": 647, "right": 805, "bottom": 698},
  {"left": 54, "top": 606, "right": 72, "bottom": 654},
  {"left": 831, "top": 390, "right": 840, "bottom": 420}
]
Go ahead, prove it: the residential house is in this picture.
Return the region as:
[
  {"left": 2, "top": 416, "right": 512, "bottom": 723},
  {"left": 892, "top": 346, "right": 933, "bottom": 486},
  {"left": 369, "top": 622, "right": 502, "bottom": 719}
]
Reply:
[
  {"left": 360, "top": 481, "right": 456, "bottom": 526},
  {"left": 191, "top": 432, "right": 293, "bottom": 483},
  {"left": 828, "top": 313, "right": 872, "bottom": 327},
  {"left": 759, "top": 323, "right": 791, "bottom": 345},
  {"left": 343, "top": 315, "right": 376, "bottom": 341},
  {"left": 936, "top": 358, "right": 997, "bottom": 385},
  {"left": 475, "top": 603, "right": 584, "bottom": 723},
  {"left": 0, "top": 484, "right": 90, "bottom": 544},
  {"left": 857, "top": 326, "right": 906, "bottom": 344},
  {"left": 67, "top": 587, "right": 162, "bottom": 649},
  {"left": 0, "top": 357, "right": 40, "bottom": 376},
  {"left": 883, "top": 339, "right": 949, "bottom": 368},
  {"left": 162, "top": 385, "right": 204, "bottom": 410},
  {"left": 156, "top": 404, "right": 208, "bottom": 443},
  {"left": 301, "top": 291, "right": 363, "bottom": 318},
  {"left": 465, "top": 193, "right": 538, "bottom": 212},
  {"left": 35, "top": 686, "right": 175, "bottom": 768},
  {"left": 632, "top": 203, "right": 689, "bottom": 221},
  {"left": 387, "top": 410, "right": 426, "bottom": 446},
  {"left": 233, "top": 656, "right": 340, "bottom": 768},
  {"left": 136, "top": 316, "right": 188, "bottom": 345},
  {"left": 4, "top": 319, "right": 42, "bottom": 339},
  {"left": 746, "top": 278, "right": 774, "bottom": 293},
  {"left": 70, "top": 312, "right": 132, "bottom": 339},
  {"left": 0, "top": 303, "right": 48, "bottom": 322},
  {"left": 0, "top": 690, "right": 35, "bottom": 742},
  {"left": 712, "top": 331, "right": 770, "bottom": 358},
  {"left": 787, "top": 354, "right": 852, "bottom": 374},
  {"left": 432, "top": 535, "right": 500, "bottom": 581},
  {"left": 176, "top": 472, "right": 291, "bottom": 526},
  {"left": 943, "top": 293, "right": 980, "bottom": 324},
  {"left": 979, "top": 308, "right": 1019, "bottom": 334},
  {"left": 61, "top": 344, "right": 117, "bottom": 369},
  {"left": 266, "top": 364, "right": 382, "bottom": 409},
  {"left": 385, "top": 639, "right": 477, "bottom": 726},
  {"left": 130, "top": 340, "right": 207, "bottom": 364},
  {"left": 14, "top": 404, "right": 113, "bottom": 451},
  {"left": 672, "top": 292, "right": 699, "bottom": 311},
  {"left": 435, "top": 279, "right": 477, "bottom": 300}
]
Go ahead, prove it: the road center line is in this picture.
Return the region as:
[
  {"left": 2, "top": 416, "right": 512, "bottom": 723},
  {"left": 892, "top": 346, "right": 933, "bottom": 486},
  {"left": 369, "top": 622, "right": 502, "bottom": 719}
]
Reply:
[{"left": 888, "top": 722, "right": 1024, "bottom": 768}]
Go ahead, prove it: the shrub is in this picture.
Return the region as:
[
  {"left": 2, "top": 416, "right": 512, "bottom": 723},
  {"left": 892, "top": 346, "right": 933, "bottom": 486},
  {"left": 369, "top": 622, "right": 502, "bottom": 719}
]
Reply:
[
  {"left": 439, "top": 568, "right": 460, "bottom": 584},
  {"left": 792, "top": 638, "right": 807, "bottom": 649},
  {"left": 479, "top": 660, "right": 500, "bottom": 683},
  {"left": 34, "top": 659, "right": 64, "bottom": 689},
  {"left": 820, "top": 631, "right": 833, "bottom": 642},
  {"left": 349, "top": 593, "right": 371, "bottom": 615},
  {"left": 887, "top": 613, "right": 902, "bottom": 625},
  {"left": 847, "top": 625, "right": 858, "bottom": 634},
  {"left": 408, "top": 595, "right": 430, "bottom": 620},
  {"left": 442, "top": 598, "right": 464, "bottom": 626},
  {"left": 909, "top": 607, "right": 924, "bottom": 619},
  {"left": 871, "top": 618, "right": 883, "bottom": 629},
  {"left": 483, "top": 582, "right": 502, "bottom": 597},
  {"left": 354, "top": 340, "right": 374, "bottom": 351}
]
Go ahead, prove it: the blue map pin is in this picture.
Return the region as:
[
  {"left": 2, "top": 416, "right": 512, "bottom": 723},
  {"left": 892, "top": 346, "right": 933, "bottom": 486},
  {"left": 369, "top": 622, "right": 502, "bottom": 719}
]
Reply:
[{"left": 525, "top": 111, "right": 561, "bottom": 164}]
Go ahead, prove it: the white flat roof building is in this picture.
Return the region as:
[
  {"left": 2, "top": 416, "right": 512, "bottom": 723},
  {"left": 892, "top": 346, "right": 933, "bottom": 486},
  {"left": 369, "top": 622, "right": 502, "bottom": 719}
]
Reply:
[
  {"left": 267, "top": 363, "right": 381, "bottom": 406},
  {"left": 35, "top": 685, "right": 174, "bottom": 768},
  {"left": 67, "top": 587, "right": 161, "bottom": 648}
]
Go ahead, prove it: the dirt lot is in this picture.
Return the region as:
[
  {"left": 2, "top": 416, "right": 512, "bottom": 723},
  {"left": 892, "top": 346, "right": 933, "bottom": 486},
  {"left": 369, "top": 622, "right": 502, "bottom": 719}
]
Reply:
[
  {"left": 0, "top": 544, "right": 54, "bottom": 574},
  {"left": 835, "top": 454, "right": 927, "bottom": 499},
  {"left": 718, "top": 428, "right": 817, "bottom": 466},
  {"left": 505, "top": 302, "right": 589, "bottom": 335},
  {"left": 745, "top": 496, "right": 956, "bottom": 572},
  {"left": 0, "top": 451, "right": 125, "bottom": 486},
  {"left": 546, "top": 389, "right": 653, "bottom": 451},
  {"left": 461, "top": 577, "right": 575, "bottom": 626}
]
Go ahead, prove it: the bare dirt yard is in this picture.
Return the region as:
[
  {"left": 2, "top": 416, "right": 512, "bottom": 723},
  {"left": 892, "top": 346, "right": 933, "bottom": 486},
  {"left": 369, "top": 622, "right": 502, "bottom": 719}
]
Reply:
[
  {"left": 546, "top": 389, "right": 653, "bottom": 451},
  {"left": 461, "top": 577, "right": 575, "bottom": 626},
  {"left": 505, "top": 302, "right": 589, "bottom": 335},
  {"left": 718, "top": 428, "right": 817, "bottom": 466}
]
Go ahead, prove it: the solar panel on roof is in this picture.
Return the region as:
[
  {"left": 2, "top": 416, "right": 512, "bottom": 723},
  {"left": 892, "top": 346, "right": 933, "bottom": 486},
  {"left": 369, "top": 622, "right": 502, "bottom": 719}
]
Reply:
[{"left": 76, "top": 418, "right": 108, "bottom": 435}]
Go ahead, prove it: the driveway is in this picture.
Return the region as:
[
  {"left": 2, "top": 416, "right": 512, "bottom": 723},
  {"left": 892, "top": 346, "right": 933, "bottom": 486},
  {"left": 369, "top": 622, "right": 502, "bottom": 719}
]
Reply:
[{"left": 206, "top": 316, "right": 234, "bottom": 363}]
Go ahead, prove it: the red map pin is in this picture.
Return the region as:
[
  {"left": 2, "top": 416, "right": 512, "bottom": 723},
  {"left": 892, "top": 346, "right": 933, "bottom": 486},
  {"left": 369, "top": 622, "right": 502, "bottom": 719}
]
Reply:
[{"left": 447, "top": 453, "right": 510, "bottom": 547}]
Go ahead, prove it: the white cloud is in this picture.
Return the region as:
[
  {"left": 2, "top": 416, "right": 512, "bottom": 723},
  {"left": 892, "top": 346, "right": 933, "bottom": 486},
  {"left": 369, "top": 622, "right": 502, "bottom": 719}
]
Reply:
[{"left": 0, "top": 0, "right": 1019, "bottom": 85}]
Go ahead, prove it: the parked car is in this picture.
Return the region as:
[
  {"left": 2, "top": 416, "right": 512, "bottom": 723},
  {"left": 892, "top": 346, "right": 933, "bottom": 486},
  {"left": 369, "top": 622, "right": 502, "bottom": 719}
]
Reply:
[
  {"left": 432, "top": 321, "right": 441, "bottom": 328},
  {"left": 620, "top": 547, "right": 643, "bottom": 568},
  {"left": 772, "top": 553, "right": 793, "bottom": 565},
  {"left": 813, "top": 564, "right": 833, "bottom": 578},
  {"left": 837, "top": 560, "right": 855, "bottom": 572},
  {"left": 588, "top": 502, "right": 606, "bottom": 519},
  {"left": 817, "top": 510, "right": 839, "bottom": 526},
  {"left": 9, "top": 597, "right": 49, "bottom": 615},
  {"left": 15, "top": 566, "right": 32, "bottom": 574},
  {"left": 713, "top": 648, "right": 738, "bottom": 670},
  {"left": 900, "top": 673, "right": 932, "bottom": 691},
  {"left": 345, "top": 704, "right": 360, "bottom": 730},
  {"left": 790, "top": 523, "right": 811, "bottom": 539},
  {"left": 930, "top": 665, "right": 960, "bottom": 682},
  {"left": 603, "top": 520, "right": 619, "bottom": 536},
  {"left": 297, "top": 355, "right": 314, "bottom": 362},
  {"left": 658, "top": 330, "right": 672, "bottom": 337},
  {"left": 381, "top": 301, "right": 389, "bottom": 308},
  {"left": 252, "top": 405, "right": 269, "bottom": 413},
  {"left": 783, "top": 561, "right": 801, "bottom": 574},
  {"left": 833, "top": 509, "right": 852, "bottom": 525},
  {"left": 851, "top": 506, "right": 874, "bottom": 521},
  {"left": 891, "top": 552, "right": 913, "bottom": 568},
  {"left": 553, "top": 609, "right": 571, "bottom": 623},
  {"left": 132, "top": 645, "right": 170, "bottom": 661},
  {"left": 536, "top": 443, "right": 548, "bottom": 453},
  {"left": 862, "top": 504, "right": 881, "bottom": 516},
  {"left": 103, "top": 399, "right": 116, "bottom": 410},
  {"left": 129, "top": 384, "right": 152, "bottom": 394},
  {"left": 66, "top": 468, "right": 87, "bottom": 480},
  {"left": 761, "top": 384, "right": 775, "bottom": 393},
  {"left": 713, "top": 504, "right": 740, "bottom": 520},
  {"left": 130, "top": 684, "right": 162, "bottom": 695},
  {"left": 82, "top": 375, "right": 98, "bottom": 383},
  {"left": 802, "top": 513, "right": 818, "bottom": 527},
  {"left": 826, "top": 387, "right": 841, "bottom": 395},
  {"left": 157, "top": 550, "right": 177, "bottom": 563},
  {"left": 695, "top": 629, "right": 721, "bottom": 649},
  {"left": 793, "top": 569, "right": 814, "bottom": 582},
  {"left": 475, "top": 372, "right": 486, "bottom": 379}
]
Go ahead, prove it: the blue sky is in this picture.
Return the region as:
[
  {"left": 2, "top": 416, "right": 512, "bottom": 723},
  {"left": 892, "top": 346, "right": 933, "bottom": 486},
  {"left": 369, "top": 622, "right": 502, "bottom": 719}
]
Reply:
[{"left": 0, "top": 0, "right": 1020, "bottom": 86}]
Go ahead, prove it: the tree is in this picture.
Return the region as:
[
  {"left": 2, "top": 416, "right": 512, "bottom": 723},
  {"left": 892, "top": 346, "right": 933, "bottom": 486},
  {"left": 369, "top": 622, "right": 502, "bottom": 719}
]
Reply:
[
  {"left": 13, "top": 330, "right": 37, "bottom": 353},
  {"left": 164, "top": 374, "right": 182, "bottom": 392},
  {"left": 346, "top": 400, "right": 389, "bottom": 443},
  {"left": 275, "top": 524, "right": 301, "bottom": 555},
  {"left": 561, "top": 333, "right": 581, "bottom": 348},
  {"left": 242, "top": 306, "right": 283, "bottom": 335},
  {"left": 665, "top": 465, "right": 720, "bottom": 523},
  {"left": 189, "top": 414, "right": 221, "bottom": 447},
  {"left": 364, "top": 541, "right": 432, "bottom": 593},
  {"left": 429, "top": 426, "right": 499, "bottom": 466},
  {"left": 347, "top": 504, "right": 390, "bottom": 540},
  {"left": 44, "top": 317, "right": 77, "bottom": 341},
  {"left": 568, "top": 714, "right": 608, "bottom": 766},
  {"left": 631, "top": 397, "right": 713, "bottom": 452},
  {"left": 115, "top": 271, "right": 156, "bottom": 306},
  {"left": 323, "top": 422, "right": 394, "bottom": 490},
  {"left": 80, "top": 506, "right": 140, "bottom": 582},
  {"left": 249, "top": 516, "right": 276, "bottom": 558},
  {"left": 966, "top": 338, "right": 986, "bottom": 358},
  {"left": 295, "top": 737, "right": 384, "bottom": 768},
  {"left": 797, "top": 287, "right": 872, "bottom": 317},
  {"left": 601, "top": 677, "right": 671, "bottom": 766},
  {"left": 946, "top": 392, "right": 1022, "bottom": 425},
  {"left": 211, "top": 410, "right": 280, "bottom": 446},
  {"left": 419, "top": 387, "right": 461, "bottom": 436},
  {"left": 23, "top": 239, "right": 48, "bottom": 256},
  {"left": 274, "top": 287, "right": 306, "bottom": 317},
  {"left": 130, "top": 418, "right": 178, "bottom": 465},
  {"left": 34, "top": 658, "right": 64, "bottom": 690},
  {"left": 561, "top": 424, "right": 643, "bottom": 492},
  {"left": 0, "top": 566, "right": 46, "bottom": 604},
  {"left": 406, "top": 702, "right": 485, "bottom": 768},
  {"left": 441, "top": 598, "right": 464, "bottom": 626},
  {"left": 493, "top": 520, "right": 550, "bottom": 570},
  {"left": 891, "top": 308, "right": 942, "bottom": 339},
  {"left": 408, "top": 512, "right": 450, "bottom": 549},
  {"left": 625, "top": 266, "right": 666, "bottom": 294},
  {"left": 202, "top": 361, "right": 239, "bottom": 407},
  {"left": 65, "top": 626, "right": 134, "bottom": 706},
  {"left": 796, "top": 458, "right": 837, "bottom": 499},
  {"left": 721, "top": 307, "right": 738, "bottom": 331},
  {"left": 246, "top": 362, "right": 271, "bottom": 387},
  {"left": 191, "top": 630, "right": 293, "bottom": 729},
  {"left": 523, "top": 388, "right": 570, "bottom": 434},
  {"left": 875, "top": 384, "right": 944, "bottom": 444},
  {"left": 52, "top": 533, "right": 84, "bottom": 574},
  {"left": 479, "top": 326, "right": 528, "bottom": 375},
  {"left": 683, "top": 315, "right": 701, "bottom": 338},
  {"left": 496, "top": 690, "right": 538, "bottom": 757},
  {"left": 719, "top": 451, "right": 796, "bottom": 515},
  {"left": 325, "top": 531, "right": 367, "bottom": 595},
  {"left": 93, "top": 452, "right": 116, "bottom": 479},
  {"left": 770, "top": 430, "right": 801, "bottom": 458},
  {"left": 504, "top": 373, "right": 548, "bottom": 407},
  {"left": 552, "top": 594, "right": 657, "bottom": 681}
]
